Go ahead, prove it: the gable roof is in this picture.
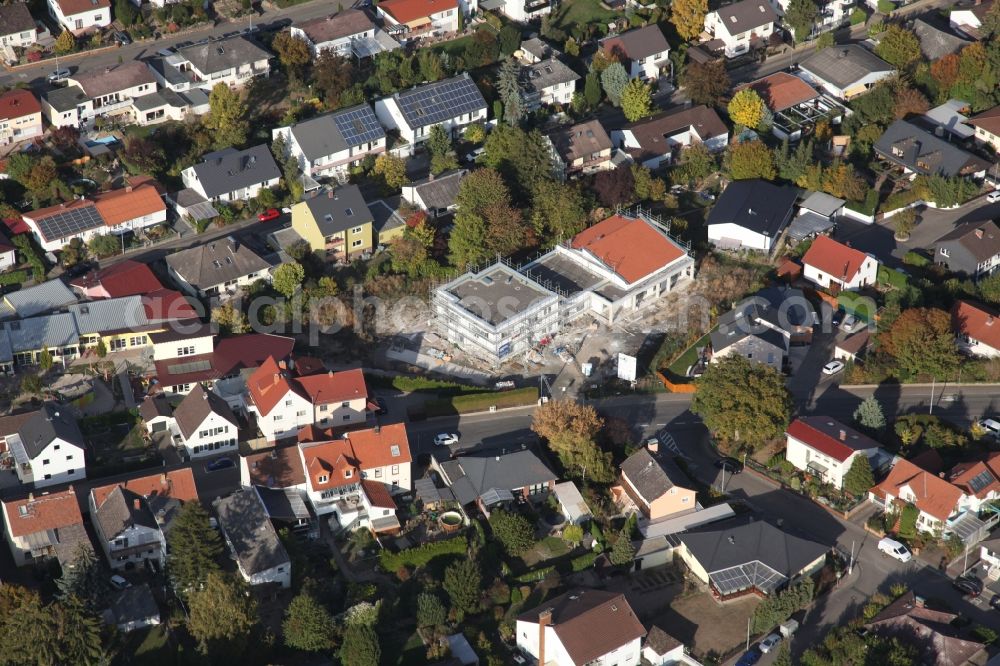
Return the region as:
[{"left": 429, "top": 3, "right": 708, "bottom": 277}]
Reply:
[
  {"left": 301, "top": 185, "right": 374, "bottom": 237},
  {"left": 517, "top": 589, "right": 646, "bottom": 664},
  {"left": 712, "top": 0, "right": 778, "bottom": 33},
  {"left": 707, "top": 179, "right": 798, "bottom": 238},
  {"left": 288, "top": 104, "right": 385, "bottom": 162},
  {"left": 953, "top": 299, "right": 1000, "bottom": 352},
  {"left": 521, "top": 57, "right": 580, "bottom": 94},
  {"left": 949, "top": 452, "right": 1000, "bottom": 498},
  {"left": 710, "top": 298, "right": 790, "bottom": 354},
  {"left": 801, "top": 235, "right": 872, "bottom": 283},
  {"left": 214, "top": 487, "right": 289, "bottom": 576},
  {"left": 178, "top": 35, "right": 271, "bottom": 76},
  {"left": 799, "top": 45, "right": 894, "bottom": 90},
  {"left": 786, "top": 416, "right": 879, "bottom": 463},
  {"left": 644, "top": 626, "right": 682, "bottom": 657},
  {"left": 875, "top": 120, "right": 991, "bottom": 177},
  {"left": 867, "top": 592, "right": 985, "bottom": 666},
  {"left": 3, "top": 486, "right": 83, "bottom": 538},
  {"left": 173, "top": 383, "right": 238, "bottom": 440},
  {"left": 570, "top": 214, "right": 687, "bottom": 284},
  {"left": 294, "top": 9, "right": 375, "bottom": 44},
  {"left": 94, "top": 486, "right": 157, "bottom": 540},
  {"left": 246, "top": 356, "right": 367, "bottom": 416},
  {"left": 875, "top": 458, "right": 964, "bottom": 522},
  {"left": 153, "top": 333, "right": 294, "bottom": 387},
  {"left": 71, "top": 62, "right": 155, "bottom": 100},
  {"left": 165, "top": 235, "right": 270, "bottom": 290},
  {"left": 54, "top": 0, "right": 109, "bottom": 17},
  {"left": 299, "top": 423, "right": 412, "bottom": 490},
  {"left": 244, "top": 445, "right": 306, "bottom": 488},
  {"left": 936, "top": 220, "right": 1000, "bottom": 263},
  {"left": 738, "top": 72, "right": 819, "bottom": 112},
  {"left": 406, "top": 169, "right": 467, "bottom": 211},
  {"left": 378, "top": 0, "right": 457, "bottom": 23},
  {"left": 90, "top": 468, "right": 199, "bottom": 508},
  {"left": 968, "top": 104, "right": 1000, "bottom": 136},
  {"left": 93, "top": 183, "right": 165, "bottom": 228},
  {"left": 389, "top": 73, "right": 486, "bottom": 129},
  {"left": 0, "top": 3, "right": 35, "bottom": 37},
  {"left": 550, "top": 120, "right": 613, "bottom": 163},
  {"left": 68, "top": 260, "right": 163, "bottom": 298},
  {"left": 620, "top": 447, "right": 692, "bottom": 503},
  {"left": 438, "top": 448, "right": 556, "bottom": 505},
  {"left": 142, "top": 289, "right": 197, "bottom": 322},
  {"left": 622, "top": 104, "right": 727, "bottom": 162},
  {"left": 600, "top": 24, "right": 670, "bottom": 61},
  {"left": 0, "top": 89, "right": 40, "bottom": 122},
  {"left": 188, "top": 145, "right": 281, "bottom": 200},
  {"left": 18, "top": 403, "right": 83, "bottom": 459}
]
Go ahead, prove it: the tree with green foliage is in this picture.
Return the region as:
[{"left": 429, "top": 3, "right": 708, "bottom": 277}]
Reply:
[
  {"left": 498, "top": 57, "right": 525, "bottom": 127},
  {"left": 874, "top": 25, "right": 921, "bottom": 69},
  {"left": 564, "top": 36, "right": 580, "bottom": 56},
  {"left": 489, "top": 510, "right": 535, "bottom": 556},
  {"left": 206, "top": 83, "right": 249, "bottom": 149},
  {"left": 601, "top": 62, "right": 629, "bottom": 107},
  {"left": 680, "top": 59, "right": 729, "bottom": 107},
  {"left": 282, "top": 590, "right": 335, "bottom": 652},
  {"left": 728, "top": 88, "right": 766, "bottom": 128},
  {"left": 691, "top": 355, "right": 792, "bottom": 451},
  {"left": 312, "top": 52, "right": 355, "bottom": 108},
  {"left": 584, "top": 70, "right": 602, "bottom": 108},
  {"left": 443, "top": 558, "right": 481, "bottom": 621},
  {"left": 428, "top": 124, "right": 452, "bottom": 161},
  {"left": 94, "top": 338, "right": 107, "bottom": 359},
  {"left": 187, "top": 572, "right": 257, "bottom": 657},
  {"left": 563, "top": 524, "right": 584, "bottom": 545},
  {"left": 272, "top": 31, "right": 312, "bottom": 81},
  {"left": 56, "top": 543, "right": 110, "bottom": 613},
  {"left": 750, "top": 578, "right": 814, "bottom": 634},
  {"left": 671, "top": 0, "right": 709, "bottom": 40},
  {"left": 211, "top": 302, "right": 249, "bottom": 334},
  {"left": 773, "top": 645, "right": 792, "bottom": 666},
  {"left": 979, "top": 271, "right": 1000, "bottom": 304},
  {"left": 775, "top": 138, "right": 813, "bottom": 181},
  {"left": 531, "top": 180, "right": 587, "bottom": 241},
  {"left": 499, "top": 24, "right": 521, "bottom": 56},
  {"left": 481, "top": 125, "right": 555, "bottom": 204},
  {"left": 115, "top": 0, "right": 138, "bottom": 25},
  {"left": 881, "top": 308, "right": 960, "bottom": 379},
  {"left": 37, "top": 345, "right": 53, "bottom": 372},
  {"left": 785, "top": 0, "right": 819, "bottom": 42},
  {"left": 54, "top": 29, "right": 75, "bottom": 54},
  {"left": 854, "top": 395, "right": 886, "bottom": 432},
  {"left": 88, "top": 234, "right": 120, "bottom": 259},
  {"left": 843, "top": 455, "right": 876, "bottom": 497},
  {"left": 621, "top": 78, "right": 652, "bottom": 122},
  {"left": 272, "top": 261, "right": 305, "bottom": 298},
  {"left": 340, "top": 624, "right": 381, "bottom": 666},
  {"left": 464, "top": 123, "right": 486, "bottom": 144},
  {"left": 167, "top": 501, "right": 223, "bottom": 598},
  {"left": 815, "top": 31, "right": 835, "bottom": 50},
  {"left": 373, "top": 153, "right": 409, "bottom": 193},
  {"left": 673, "top": 142, "right": 716, "bottom": 185},
  {"left": 610, "top": 529, "right": 635, "bottom": 566},
  {"left": 417, "top": 591, "right": 448, "bottom": 628},
  {"left": 724, "top": 140, "right": 777, "bottom": 180},
  {"left": 897, "top": 502, "right": 919, "bottom": 539}
]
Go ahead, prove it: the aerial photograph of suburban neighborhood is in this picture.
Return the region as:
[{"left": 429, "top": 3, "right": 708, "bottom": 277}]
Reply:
[{"left": 8, "top": 0, "right": 1000, "bottom": 661}]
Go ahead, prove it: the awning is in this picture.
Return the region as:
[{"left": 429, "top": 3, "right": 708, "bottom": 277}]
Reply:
[
  {"left": 807, "top": 460, "right": 829, "bottom": 475},
  {"left": 479, "top": 488, "right": 514, "bottom": 506}
]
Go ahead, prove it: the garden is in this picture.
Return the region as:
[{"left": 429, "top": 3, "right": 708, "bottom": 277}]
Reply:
[{"left": 80, "top": 409, "right": 160, "bottom": 477}]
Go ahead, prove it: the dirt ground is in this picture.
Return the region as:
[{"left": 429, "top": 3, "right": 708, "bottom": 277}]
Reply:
[{"left": 646, "top": 590, "right": 760, "bottom": 662}]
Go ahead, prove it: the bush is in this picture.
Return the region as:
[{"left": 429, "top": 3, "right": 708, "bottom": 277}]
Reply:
[
  {"left": 489, "top": 510, "right": 535, "bottom": 556},
  {"left": 750, "top": 578, "right": 815, "bottom": 634},
  {"left": 902, "top": 251, "right": 930, "bottom": 268},
  {"left": 972, "top": 625, "right": 999, "bottom": 645},
  {"left": 897, "top": 503, "right": 919, "bottom": 539},
  {"left": 876, "top": 0, "right": 894, "bottom": 13},
  {"left": 850, "top": 7, "right": 867, "bottom": 24},
  {"left": 513, "top": 566, "right": 555, "bottom": 583},
  {"left": 569, "top": 552, "right": 598, "bottom": 572},
  {"left": 424, "top": 387, "right": 539, "bottom": 417},
  {"left": 877, "top": 265, "right": 909, "bottom": 289},
  {"left": 881, "top": 190, "right": 920, "bottom": 212},
  {"left": 379, "top": 536, "right": 467, "bottom": 572},
  {"left": 0, "top": 270, "right": 27, "bottom": 286}
]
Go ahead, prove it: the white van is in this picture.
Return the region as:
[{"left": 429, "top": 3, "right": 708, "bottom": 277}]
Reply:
[
  {"left": 878, "top": 537, "right": 912, "bottom": 563},
  {"left": 979, "top": 419, "right": 1000, "bottom": 439}
]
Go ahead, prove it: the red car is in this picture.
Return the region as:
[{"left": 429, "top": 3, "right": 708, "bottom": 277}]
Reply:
[{"left": 258, "top": 208, "right": 280, "bottom": 222}]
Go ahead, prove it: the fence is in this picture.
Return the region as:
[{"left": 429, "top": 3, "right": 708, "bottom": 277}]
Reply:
[{"left": 655, "top": 370, "right": 697, "bottom": 393}]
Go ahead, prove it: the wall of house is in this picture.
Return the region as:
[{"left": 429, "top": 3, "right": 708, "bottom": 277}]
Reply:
[
  {"left": 253, "top": 389, "right": 313, "bottom": 442},
  {"left": 28, "top": 438, "right": 85, "bottom": 487},
  {"left": 711, "top": 336, "right": 784, "bottom": 371},
  {"left": 707, "top": 222, "right": 773, "bottom": 252},
  {"left": 785, "top": 436, "right": 857, "bottom": 488},
  {"left": 48, "top": 0, "right": 110, "bottom": 33},
  {"left": 499, "top": 0, "right": 552, "bottom": 23},
  {"left": 103, "top": 523, "right": 165, "bottom": 570},
  {"left": 973, "top": 126, "right": 1000, "bottom": 153},
  {"left": 804, "top": 257, "right": 878, "bottom": 291},
  {"left": 182, "top": 413, "right": 237, "bottom": 458},
  {"left": 189, "top": 58, "right": 271, "bottom": 91},
  {"left": 153, "top": 334, "right": 214, "bottom": 361},
  {"left": 313, "top": 396, "right": 368, "bottom": 430},
  {"left": 647, "top": 485, "right": 697, "bottom": 521},
  {"left": 244, "top": 561, "right": 291, "bottom": 588},
  {"left": 959, "top": 336, "right": 1000, "bottom": 359},
  {"left": 643, "top": 643, "right": 687, "bottom": 666},
  {"left": 363, "top": 464, "right": 411, "bottom": 494},
  {"left": 0, "top": 110, "right": 43, "bottom": 146},
  {"left": 290, "top": 204, "right": 326, "bottom": 252},
  {"left": 0, "top": 26, "right": 36, "bottom": 48}
]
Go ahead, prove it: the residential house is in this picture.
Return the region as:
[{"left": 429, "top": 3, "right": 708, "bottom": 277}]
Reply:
[
  {"left": 520, "top": 57, "right": 579, "bottom": 109},
  {"left": 599, "top": 25, "right": 671, "bottom": 80},
  {"left": 612, "top": 105, "right": 728, "bottom": 169},
  {"left": 1, "top": 486, "right": 91, "bottom": 567},
  {"left": 434, "top": 447, "right": 557, "bottom": 514},
  {"left": 949, "top": 452, "right": 1000, "bottom": 515},
  {"left": 69, "top": 292, "right": 197, "bottom": 356},
  {"left": 548, "top": 120, "right": 614, "bottom": 178},
  {"left": 936, "top": 220, "right": 1000, "bottom": 279},
  {"left": 643, "top": 626, "right": 704, "bottom": 666},
  {"left": 913, "top": 18, "right": 971, "bottom": 61},
  {"left": 43, "top": 62, "right": 157, "bottom": 130},
  {"left": 368, "top": 198, "right": 407, "bottom": 244},
  {"left": 614, "top": 441, "right": 697, "bottom": 521},
  {"left": 871, "top": 458, "right": 965, "bottom": 534},
  {"left": 165, "top": 236, "right": 271, "bottom": 297},
  {"left": 106, "top": 584, "right": 161, "bottom": 633},
  {"left": 172, "top": 384, "right": 239, "bottom": 458},
  {"left": 169, "top": 35, "right": 272, "bottom": 90},
  {"left": 240, "top": 445, "right": 313, "bottom": 535},
  {"left": 834, "top": 329, "right": 870, "bottom": 363},
  {"left": 138, "top": 395, "right": 174, "bottom": 435},
  {"left": 706, "top": 179, "right": 799, "bottom": 252},
  {"left": 797, "top": 44, "right": 895, "bottom": 100},
  {"left": 0, "top": 228, "right": 15, "bottom": 272},
  {"left": 47, "top": 0, "right": 110, "bottom": 33},
  {"left": 88, "top": 469, "right": 198, "bottom": 571},
  {"left": 495, "top": 0, "right": 551, "bottom": 22},
  {"left": 68, "top": 260, "right": 164, "bottom": 299},
  {"left": 785, "top": 416, "right": 885, "bottom": 489},
  {"left": 516, "top": 589, "right": 646, "bottom": 666},
  {"left": 953, "top": 299, "right": 1000, "bottom": 358},
  {"left": 214, "top": 487, "right": 291, "bottom": 588},
  {"left": 0, "top": 404, "right": 85, "bottom": 488},
  {"left": 298, "top": 423, "right": 411, "bottom": 533},
  {"left": 920, "top": 99, "right": 976, "bottom": 142},
  {"left": 376, "top": 0, "right": 471, "bottom": 38},
  {"left": 753, "top": 285, "right": 815, "bottom": 343},
  {"left": 518, "top": 37, "right": 554, "bottom": 63},
  {"left": 401, "top": 169, "right": 467, "bottom": 217},
  {"left": 968, "top": 104, "right": 1000, "bottom": 153},
  {"left": 802, "top": 235, "right": 878, "bottom": 292},
  {"left": 0, "top": 4, "right": 37, "bottom": 49},
  {"left": 678, "top": 518, "right": 828, "bottom": 597},
  {"left": 180, "top": 145, "right": 281, "bottom": 204},
  {"left": 244, "top": 356, "right": 368, "bottom": 443},
  {"left": 290, "top": 9, "right": 398, "bottom": 58},
  {"left": 702, "top": 0, "right": 779, "bottom": 58},
  {"left": 0, "top": 279, "right": 76, "bottom": 319},
  {"left": 272, "top": 104, "right": 386, "bottom": 181},
  {"left": 875, "top": 119, "right": 991, "bottom": 180},
  {"left": 736, "top": 72, "right": 848, "bottom": 142},
  {"left": 951, "top": 0, "right": 994, "bottom": 39},
  {"left": 0, "top": 89, "right": 42, "bottom": 146},
  {"left": 0, "top": 313, "right": 79, "bottom": 368},
  {"left": 710, "top": 297, "right": 790, "bottom": 371},
  {"left": 290, "top": 185, "right": 375, "bottom": 258},
  {"left": 865, "top": 592, "right": 986, "bottom": 666},
  {"left": 374, "top": 73, "right": 487, "bottom": 150}
]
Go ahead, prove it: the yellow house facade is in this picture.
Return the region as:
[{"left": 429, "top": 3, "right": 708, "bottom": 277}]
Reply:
[{"left": 291, "top": 185, "right": 375, "bottom": 260}]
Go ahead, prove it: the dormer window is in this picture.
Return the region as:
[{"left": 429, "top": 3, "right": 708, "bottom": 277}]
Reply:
[
  {"left": 318, "top": 474, "right": 328, "bottom": 483},
  {"left": 345, "top": 469, "right": 353, "bottom": 478}
]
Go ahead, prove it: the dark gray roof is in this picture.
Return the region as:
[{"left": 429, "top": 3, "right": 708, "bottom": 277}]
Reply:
[
  {"left": 94, "top": 486, "right": 157, "bottom": 541},
  {"left": 43, "top": 85, "right": 88, "bottom": 113},
  {"left": 255, "top": 486, "right": 311, "bottom": 522},
  {"left": 713, "top": 0, "right": 778, "bottom": 33},
  {"left": 146, "top": 56, "right": 189, "bottom": 88},
  {"left": 138, "top": 394, "right": 172, "bottom": 422},
  {"left": 710, "top": 297, "right": 790, "bottom": 354},
  {"left": 303, "top": 185, "right": 374, "bottom": 237},
  {"left": 71, "top": 62, "right": 156, "bottom": 100},
  {"left": 620, "top": 448, "right": 691, "bottom": 503},
  {"left": 18, "top": 403, "right": 83, "bottom": 459},
  {"left": 294, "top": 9, "right": 375, "bottom": 45},
  {"left": 519, "top": 37, "right": 553, "bottom": 60},
  {"left": 111, "top": 583, "right": 160, "bottom": 627},
  {"left": 875, "top": 119, "right": 991, "bottom": 178},
  {"left": 440, "top": 448, "right": 557, "bottom": 506},
  {"left": 754, "top": 286, "right": 811, "bottom": 327},
  {"left": 936, "top": 219, "right": 1000, "bottom": 263},
  {"left": 173, "top": 383, "right": 237, "bottom": 440},
  {"left": 0, "top": 3, "right": 35, "bottom": 37},
  {"left": 407, "top": 169, "right": 467, "bottom": 211},
  {"left": 178, "top": 35, "right": 271, "bottom": 76},
  {"left": 706, "top": 179, "right": 798, "bottom": 238},
  {"left": 189, "top": 144, "right": 281, "bottom": 199},
  {"left": 550, "top": 120, "right": 613, "bottom": 163},
  {"left": 799, "top": 45, "right": 893, "bottom": 90},
  {"left": 368, "top": 199, "right": 405, "bottom": 236},
  {"left": 913, "top": 18, "right": 970, "bottom": 61},
  {"left": 681, "top": 518, "right": 828, "bottom": 577},
  {"left": 165, "top": 235, "right": 270, "bottom": 290},
  {"left": 215, "top": 487, "right": 290, "bottom": 577},
  {"left": 600, "top": 24, "right": 670, "bottom": 60},
  {"left": 522, "top": 57, "right": 580, "bottom": 94},
  {"left": 392, "top": 73, "right": 487, "bottom": 129},
  {"left": 289, "top": 104, "right": 385, "bottom": 162}
]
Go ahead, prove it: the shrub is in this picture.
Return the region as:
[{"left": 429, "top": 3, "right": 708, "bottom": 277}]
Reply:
[
  {"left": 897, "top": 503, "right": 919, "bottom": 539},
  {"left": 902, "top": 251, "right": 930, "bottom": 268},
  {"left": 0, "top": 270, "right": 27, "bottom": 286},
  {"left": 850, "top": 7, "right": 867, "bottom": 24},
  {"left": 570, "top": 552, "right": 598, "bottom": 572},
  {"left": 424, "top": 387, "right": 539, "bottom": 417},
  {"left": 972, "top": 625, "right": 998, "bottom": 645},
  {"left": 379, "top": 536, "right": 467, "bottom": 572},
  {"left": 489, "top": 510, "right": 535, "bottom": 556}
]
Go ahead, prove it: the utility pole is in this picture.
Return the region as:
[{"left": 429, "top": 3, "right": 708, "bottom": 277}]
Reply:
[
  {"left": 849, "top": 540, "right": 855, "bottom": 576},
  {"left": 929, "top": 376, "right": 936, "bottom": 415}
]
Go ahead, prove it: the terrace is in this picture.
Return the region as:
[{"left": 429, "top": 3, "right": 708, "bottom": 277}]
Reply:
[{"left": 772, "top": 95, "right": 848, "bottom": 142}]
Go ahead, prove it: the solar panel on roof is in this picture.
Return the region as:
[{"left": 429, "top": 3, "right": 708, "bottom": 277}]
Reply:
[
  {"left": 37, "top": 206, "right": 103, "bottom": 241},
  {"left": 168, "top": 359, "right": 212, "bottom": 375},
  {"left": 397, "top": 77, "right": 485, "bottom": 127},
  {"left": 333, "top": 107, "right": 384, "bottom": 147},
  {"left": 969, "top": 469, "right": 995, "bottom": 493}
]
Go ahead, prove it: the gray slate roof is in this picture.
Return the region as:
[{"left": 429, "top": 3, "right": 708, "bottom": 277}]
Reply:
[
  {"left": 189, "top": 144, "right": 280, "bottom": 200},
  {"left": 713, "top": 0, "right": 778, "bottom": 33},
  {"left": 519, "top": 37, "right": 554, "bottom": 61},
  {"left": 69, "top": 296, "right": 148, "bottom": 335},
  {"left": 620, "top": 448, "right": 691, "bottom": 503},
  {"left": 166, "top": 235, "right": 270, "bottom": 291},
  {"left": 875, "top": 119, "right": 991, "bottom": 177},
  {"left": 710, "top": 297, "right": 790, "bottom": 354},
  {"left": 71, "top": 62, "right": 155, "bottom": 100},
  {"left": 173, "top": 383, "right": 237, "bottom": 440},
  {"left": 303, "top": 185, "right": 374, "bottom": 237},
  {"left": 913, "top": 18, "right": 970, "bottom": 61},
  {"left": 406, "top": 169, "right": 467, "bottom": 211},
  {"left": 42, "top": 85, "right": 88, "bottom": 113},
  {"left": 600, "top": 24, "right": 670, "bottom": 60},
  {"left": 799, "top": 45, "right": 893, "bottom": 90},
  {"left": 178, "top": 35, "right": 271, "bottom": 76},
  {"left": 707, "top": 179, "right": 798, "bottom": 238},
  {"left": 1, "top": 280, "right": 76, "bottom": 318},
  {"left": 18, "top": 403, "right": 84, "bottom": 459},
  {"left": 255, "top": 486, "right": 311, "bottom": 522},
  {"left": 936, "top": 219, "right": 1000, "bottom": 263},
  {"left": 799, "top": 191, "right": 844, "bottom": 218},
  {"left": 294, "top": 9, "right": 375, "bottom": 44},
  {"left": 681, "top": 518, "right": 827, "bottom": 577},
  {"left": 110, "top": 584, "right": 160, "bottom": 628},
  {"left": 1, "top": 313, "right": 79, "bottom": 354},
  {"left": 215, "top": 487, "right": 290, "bottom": 577},
  {"left": 288, "top": 104, "right": 385, "bottom": 162},
  {"left": 0, "top": 3, "right": 35, "bottom": 37},
  {"left": 94, "top": 486, "right": 157, "bottom": 541},
  {"left": 522, "top": 57, "right": 580, "bottom": 94},
  {"left": 440, "top": 448, "right": 557, "bottom": 505}
]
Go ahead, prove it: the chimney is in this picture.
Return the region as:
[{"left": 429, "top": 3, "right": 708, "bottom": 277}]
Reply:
[
  {"left": 160, "top": 472, "right": 168, "bottom": 486},
  {"left": 538, "top": 609, "right": 553, "bottom": 666},
  {"left": 988, "top": 316, "right": 995, "bottom": 326},
  {"left": 125, "top": 186, "right": 133, "bottom": 193},
  {"left": 839, "top": 430, "right": 846, "bottom": 441},
  {"left": 278, "top": 360, "right": 287, "bottom": 370},
  {"left": 977, "top": 228, "right": 984, "bottom": 239},
  {"left": 647, "top": 439, "right": 658, "bottom": 453},
  {"left": 27, "top": 492, "right": 33, "bottom": 503},
  {"left": 327, "top": 189, "right": 334, "bottom": 199},
  {"left": 273, "top": 373, "right": 280, "bottom": 386},
  {"left": 133, "top": 498, "right": 141, "bottom": 510}
]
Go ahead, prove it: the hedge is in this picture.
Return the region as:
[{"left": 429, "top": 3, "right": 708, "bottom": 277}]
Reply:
[
  {"left": 568, "top": 551, "right": 598, "bottom": 572},
  {"left": 424, "top": 387, "right": 539, "bottom": 417},
  {"left": 877, "top": 265, "right": 908, "bottom": 289},
  {"left": 511, "top": 551, "right": 599, "bottom": 582},
  {"left": 0, "top": 270, "right": 27, "bottom": 286},
  {"left": 845, "top": 189, "right": 879, "bottom": 217},
  {"left": 379, "top": 536, "right": 467, "bottom": 572},
  {"left": 366, "top": 373, "right": 487, "bottom": 396},
  {"left": 880, "top": 189, "right": 920, "bottom": 213},
  {"left": 513, "top": 565, "right": 555, "bottom": 583}
]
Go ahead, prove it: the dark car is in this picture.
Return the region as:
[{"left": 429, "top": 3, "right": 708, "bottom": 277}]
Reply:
[
  {"left": 374, "top": 397, "right": 388, "bottom": 415},
  {"left": 735, "top": 648, "right": 761, "bottom": 666},
  {"left": 990, "top": 595, "right": 1000, "bottom": 610},
  {"left": 715, "top": 457, "right": 743, "bottom": 474},
  {"left": 114, "top": 31, "right": 132, "bottom": 46},
  {"left": 831, "top": 309, "right": 845, "bottom": 327},
  {"left": 206, "top": 457, "right": 235, "bottom": 472},
  {"left": 953, "top": 576, "right": 984, "bottom": 598}
]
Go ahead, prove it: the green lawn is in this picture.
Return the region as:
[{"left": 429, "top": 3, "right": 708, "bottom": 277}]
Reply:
[
  {"left": 666, "top": 331, "right": 713, "bottom": 380},
  {"left": 127, "top": 625, "right": 173, "bottom": 666},
  {"left": 433, "top": 35, "right": 475, "bottom": 58},
  {"left": 549, "top": 0, "right": 617, "bottom": 36}
]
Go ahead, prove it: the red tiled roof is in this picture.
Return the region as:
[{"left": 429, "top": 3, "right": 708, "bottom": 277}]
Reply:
[
  {"left": 94, "top": 184, "right": 165, "bottom": 228},
  {"left": 292, "top": 355, "right": 326, "bottom": 377},
  {"left": 875, "top": 458, "right": 964, "bottom": 522},
  {"left": 378, "top": 0, "right": 456, "bottom": 23},
  {"left": 297, "top": 367, "right": 367, "bottom": 404},
  {"left": 55, "top": 0, "right": 110, "bottom": 17},
  {"left": 69, "top": 260, "right": 163, "bottom": 297},
  {"left": 953, "top": 300, "right": 1000, "bottom": 352},
  {"left": 4, "top": 218, "right": 31, "bottom": 235},
  {"left": 91, "top": 468, "right": 198, "bottom": 508},
  {"left": 0, "top": 89, "right": 40, "bottom": 122},
  {"left": 247, "top": 358, "right": 367, "bottom": 417},
  {"left": 362, "top": 479, "right": 396, "bottom": 508},
  {"left": 3, "top": 487, "right": 83, "bottom": 538},
  {"left": 142, "top": 289, "right": 198, "bottom": 322},
  {"left": 571, "top": 215, "right": 686, "bottom": 284},
  {"left": 300, "top": 423, "right": 411, "bottom": 490},
  {"left": 737, "top": 72, "right": 819, "bottom": 112},
  {"left": 950, "top": 460, "right": 1000, "bottom": 499},
  {"left": 802, "top": 235, "right": 870, "bottom": 284},
  {"left": 246, "top": 356, "right": 303, "bottom": 416},
  {"left": 154, "top": 333, "right": 294, "bottom": 387},
  {"left": 786, "top": 416, "right": 879, "bottom": 463}
]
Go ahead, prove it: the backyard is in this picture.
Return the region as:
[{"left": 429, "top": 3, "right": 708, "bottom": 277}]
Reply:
[
  {"left": 646, "top": 589, "right": 760, "bottom": 662},
  {"left": 80, "top": 410, "right": 157, "bottom": 476},
  {"left": 547, "top": 0, "right": 618, "bottom": 38}
]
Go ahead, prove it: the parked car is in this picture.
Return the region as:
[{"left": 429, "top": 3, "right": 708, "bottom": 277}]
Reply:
[
  {"left": 113, "top": 31, "right": 132, "bottom": 46},
  {"left": 953, "top": 575, "right": 984, "bottom": 598},
  {"left": 715, "top": 457, "right": 743, "bottom": 474},
  {"left": 978, "top": 418, "right": 1000, "bottom": 439},
  {"left": 822, "top": 360, "right": 845, "bottom": 375},
  {"left": 258, "top": 208, "right": 280, "bottom": 222},
  {"left": 759, "top": 634, "right": 782, "bottom": 654},
  {"left": 465, "top": 147, "right": 484, "bottom": 163},
  {"left": 47, "top": 67, "right": 70, "bottom": 83},
  {"left": 841, "top": 314, "right": 858, "bottom": 332},
  {"left": 877, "top": 537, "right": 912, "bottom": 563},
  {"left": 831, "top": 309, "right": 845, "bottom": 327},
  {"left": 110, "top": 575, "right": 130, "bottom": 590},
  {"left": 988, "top": 191, "right": 1000, "bottom": 203},
  {"left": 374, "top": 397, "right": 388, "bottom": 415},
  {"left": 989, "top": 595, "right": 1000, "bottom": 610},
  {"left": 434, "top": 433, "right": 459, "bottom": 447},
  {"left": 206, "top": 457, "right": 235, "bottom": 472},
  {"left": 735, "top": 648, "right": 761, "bottom": 666}
]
